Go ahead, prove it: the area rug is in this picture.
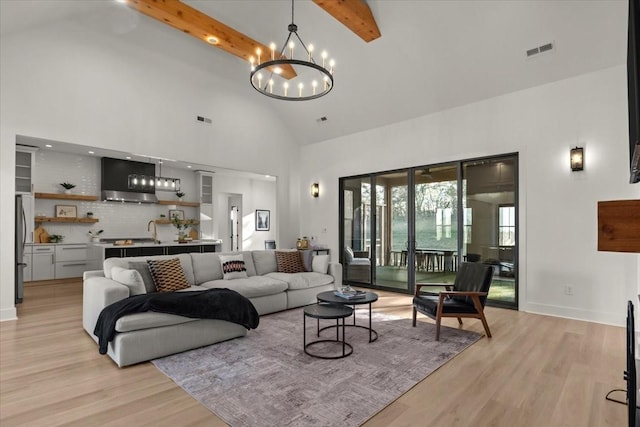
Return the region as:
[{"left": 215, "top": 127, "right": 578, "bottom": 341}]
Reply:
[{"left": 152, "top": 307, "right": 482, "bottom": 427}]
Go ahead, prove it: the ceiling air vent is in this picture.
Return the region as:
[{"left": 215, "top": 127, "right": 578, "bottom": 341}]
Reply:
[
  {"left": 526, "top": 42, "right": 554, "bottom": 58},
  {"left": 316, "top": 116, "right": 328, "bottom": 124}
]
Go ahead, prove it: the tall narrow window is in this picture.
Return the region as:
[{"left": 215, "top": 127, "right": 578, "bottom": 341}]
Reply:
[{"left": 499, "top": 205, "right": 515, "bottom": 246}]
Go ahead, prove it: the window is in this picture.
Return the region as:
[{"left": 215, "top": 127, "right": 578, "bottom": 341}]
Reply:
[{"left": 499, "top": 205, "right": 515, "bottom": 246}]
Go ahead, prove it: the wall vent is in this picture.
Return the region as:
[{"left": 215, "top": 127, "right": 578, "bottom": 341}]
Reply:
[
  {"left": 197, "top": 115, "right": 212, "bottom": 124},
  {"left": 526, "top": 42, "right": 554, "bottom": 58},
  {"left": 316, "top": 116, "right": 328, "bottom": 123}
]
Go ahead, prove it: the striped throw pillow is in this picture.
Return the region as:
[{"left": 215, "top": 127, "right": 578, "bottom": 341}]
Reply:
[{"left": 220, "top": 254, "right": 248, "bottom": 280}]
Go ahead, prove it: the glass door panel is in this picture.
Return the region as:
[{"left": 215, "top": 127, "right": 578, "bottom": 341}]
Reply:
[
  {"left": 342, "top": 177, "right": 373, "bottom": 285},
  {"left": 462, "top": 157, "right": 517, "bottom": 307},
  {"left": 373, "top": 172, "right": 409, "bottom": 291},
  {"left": 414, "top": 165, "right": 459, "bottom": 285}
]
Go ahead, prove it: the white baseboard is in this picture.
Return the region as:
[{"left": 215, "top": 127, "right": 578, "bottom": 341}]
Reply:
[
  {"left": 0, "top": 307, "right": 17, "bottom": 322},
  {"left": 524, "top": 302, "right": 624, "bottom": 327}
]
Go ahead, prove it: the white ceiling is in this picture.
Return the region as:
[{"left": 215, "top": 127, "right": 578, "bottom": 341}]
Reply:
[{"left": 0, "top": 0, "right": 629, "bottom": 145}]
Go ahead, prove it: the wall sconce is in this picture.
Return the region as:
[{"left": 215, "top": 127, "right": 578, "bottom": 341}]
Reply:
[
  {"left": 570, "top": 146, "right": 584, "bottom": 171},
  {"left": 311, "top": 182, "right": 320, "bottom": 198}
]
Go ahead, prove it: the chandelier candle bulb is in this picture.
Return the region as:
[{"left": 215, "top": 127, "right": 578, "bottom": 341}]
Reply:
[
  {"left": 308, "top": 44, "right": 314, "bottom": 61},
  {"left": 257, "top": 73, "right": 263, "bottom": 90},
  {"left": 312, "top": 80, "right": 317, "bottom": 95},
  {"left": 322, "top": 51, "right": 327, "bottom": 67},
  {"left": 329, "top": 59, "right": 335, "bottom": 74},
  {"left": 289, "top": 41, "right": 294, "bottom": 58},
  {"left": 284, "top": 81, "right": 289, "bottom": 96},
  {"left": 270, "top": 42, "right": 276, "bottom": 60},
  {"left": 299, "top": 83, "right": 303, "bottom": 97},
  {"left": 269, "top": 79, "right": 274, "bottom": 93},
  {"left": 256, "top": 48, "right": 261, "bottom": 64}
]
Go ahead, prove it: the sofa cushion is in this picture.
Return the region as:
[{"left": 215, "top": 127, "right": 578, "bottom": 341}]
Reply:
[
  {"left": 312, "top": 255, "right": 330, "bottom": 274},
  {"left": 115, "top": 312, "right": 198, "bottom": 333},
  {"left": 128, "top": 261, "right": 156, "bottom": 293},
  {"left": 300, "top": 250, "right": 313, "bottom": 272},
  {"left": 147, "top": 258, "right": 191, "bottom": 292},
  {"left": 104, "top": 254, "right": 195, "bottom": 286},
  {"left": 265, "top": 272, "right": 334, "bottom": 290},
  {"left": 199, "top": 276, "right": 288, "bottom": 298},
  {"left": 275, "top": 250, "right": 306, "bottom": 273},
  {"left": 219, "top": 254, "right": 248, "bottom": 280},
  {"left": 111, "top": 266, "right": 146, "bottom": 295},
  {"left": 190, "top": 252, "right": 257, "bottom": 284},
  {"left": 252, "top": 250, "right": 278, "bottom": 275}
]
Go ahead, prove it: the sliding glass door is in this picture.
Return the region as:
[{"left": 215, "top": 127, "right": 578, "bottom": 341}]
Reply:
[
  {"left": 413, "top": 165, "right": 459, "bottom": 285},
  {"left": 339, "top": 153, "right": 518, "bottom": 309},
  {"left": 462, "top": 157, "right": 517, "bottom": 307}
]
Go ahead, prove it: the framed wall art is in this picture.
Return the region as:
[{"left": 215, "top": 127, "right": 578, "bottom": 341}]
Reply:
[
  {"left": 55, "top": 205, "right": 77, "bottom": 218},
  {"left": 255, "top": 209, "right": 270, "bottom": 231}
]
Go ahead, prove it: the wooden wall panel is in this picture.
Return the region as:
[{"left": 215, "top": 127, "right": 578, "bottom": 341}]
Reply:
[{"left": 597, "top": 199, "right": 640, "bottom": 253}]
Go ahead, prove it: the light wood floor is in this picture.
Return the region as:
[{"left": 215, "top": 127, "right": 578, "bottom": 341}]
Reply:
[{"left": 0, "top": 281, "right": 627, "bottom": 426}]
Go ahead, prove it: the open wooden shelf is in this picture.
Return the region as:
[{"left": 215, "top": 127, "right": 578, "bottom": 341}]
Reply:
[
  {"left": 154, "top": 219, "right": 200, "bottom": 225},
  {"left": 35, "top": 216, "right": 99, "bottom": 223},
  {"left": 35, "top": 192, "right": 99, "bottom": 201},
  {"left": 157, "top": 200, "right": 200, "bottom": 207}
]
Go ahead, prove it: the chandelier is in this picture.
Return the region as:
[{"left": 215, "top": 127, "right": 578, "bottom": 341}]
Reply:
[
  {"left": 249, "top": 0, "right": 335, "bottom": 101},
  {"left": 128, "top": 161, "right": 181, "bottom": 192}
]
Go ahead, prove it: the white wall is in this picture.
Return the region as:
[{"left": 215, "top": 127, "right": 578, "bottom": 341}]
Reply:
[
  {"left": 0, "top": 18, "right": 299, "bottom": 320},
  {"left": 299, "top": 65, "right": 639, "bottom": 326}
]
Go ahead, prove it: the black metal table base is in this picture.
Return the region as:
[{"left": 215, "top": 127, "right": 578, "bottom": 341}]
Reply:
[
  {"left": 318, "top": 323, "right": 378, "bottom": 343},
  {"left": 304, "top": 314, "right": 353, "bottom": 359}
]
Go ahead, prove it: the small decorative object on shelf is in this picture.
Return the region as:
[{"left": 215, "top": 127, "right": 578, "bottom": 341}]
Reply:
[
  {"left": 171, "top": 213, "right": 193, "bottom": 241},
  {"left": 60, "top": 182, "right": 76, "bottom": 194},
  {"left": 175, "top": 191, "right": 186, "bottom": 202},
  {"left": 49, "top": 234, "right": 64, "bottom": 243},
  {"left": 86, "top": 212, "right": 94, "bottom": 218},
  {"left": 88, "top": 229, "right": 103, "bottom": 242},
  {"left": 159, "top": 214, "right": 166, "bottom": 218}
]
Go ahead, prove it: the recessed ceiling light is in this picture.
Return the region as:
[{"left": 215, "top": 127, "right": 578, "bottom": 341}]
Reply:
[
  {"left": 88, "top": 151, "right": 95, "bottom": 154},
  {"left": 45, "top": 144, "right": 52, "bottom": 148},
  {"left": 206, "top": 36, "right": 219, "bottom": 45},
  {"left": 265, "top": 175, "right": 271, "bottom": 178},
  {"left": 115, "top": 0, "right": 127, "bottom": 4},
  {"left": 125, "top": 156, "right": 131, "bottom": 159},
  {"left": 187, "top": 165, "right": 192, "bottom": 169}
]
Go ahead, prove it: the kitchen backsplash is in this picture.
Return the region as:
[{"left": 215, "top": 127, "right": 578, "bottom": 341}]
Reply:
[{"left": 33, "top": 150, "right": 199, "bottom": 244}]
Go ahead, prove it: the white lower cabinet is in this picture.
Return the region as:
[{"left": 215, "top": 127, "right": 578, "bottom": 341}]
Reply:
[
  {"left": 55, "top": 244, "right": 88, "bottom": 279},
  {"left": 31, "top": 245, "right": 55, "bottom": 280}
]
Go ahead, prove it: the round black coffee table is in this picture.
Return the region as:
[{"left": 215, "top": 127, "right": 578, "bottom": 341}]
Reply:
[
  {"left": 303, "top": 303, "right": 354, "bottom": 359},
  {"left": 316, "top": 290, "right": 379, "bottom": 342}
]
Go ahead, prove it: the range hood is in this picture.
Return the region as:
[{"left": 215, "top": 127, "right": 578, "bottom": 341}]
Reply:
[{"left": 101, "top": 157, "right": 158, "bottom": 203}]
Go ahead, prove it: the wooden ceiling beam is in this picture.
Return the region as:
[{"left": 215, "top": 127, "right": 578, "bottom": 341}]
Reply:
[
  {"left": 312, "top": 0, "right": 381, "bottom": 43},
  {"left": 127, "top": 0, "right": 296, "bottom": 79}
]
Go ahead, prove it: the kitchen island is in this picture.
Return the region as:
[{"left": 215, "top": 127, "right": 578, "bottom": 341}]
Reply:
[{"left": 87, "top": 240, "right": 222, "bottom": 271}]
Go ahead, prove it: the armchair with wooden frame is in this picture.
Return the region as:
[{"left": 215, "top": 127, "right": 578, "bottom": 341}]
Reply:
[{"left": 412, "top": 262, "right": 494, "bottom": 340}]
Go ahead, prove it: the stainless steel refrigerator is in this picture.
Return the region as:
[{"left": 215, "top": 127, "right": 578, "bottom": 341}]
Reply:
[{"left": 15, "top": 194, "right": 33, "bottom": 304}]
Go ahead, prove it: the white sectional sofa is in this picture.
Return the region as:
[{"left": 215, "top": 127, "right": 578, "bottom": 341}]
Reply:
[{"left": 83, "top": 250, "right": 342, "bottom": 367}]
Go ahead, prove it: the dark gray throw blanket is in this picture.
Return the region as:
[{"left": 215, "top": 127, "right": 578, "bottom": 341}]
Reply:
[{"left": 94, "top": 288, "right": 259, "bottom": 354}]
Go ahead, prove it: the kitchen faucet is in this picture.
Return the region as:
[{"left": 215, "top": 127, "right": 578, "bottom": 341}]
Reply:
[{"left": 147, "top": 220, "right": 159, "bottom": 244}]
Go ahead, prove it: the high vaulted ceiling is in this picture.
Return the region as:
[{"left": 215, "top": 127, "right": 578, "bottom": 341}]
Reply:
[{"left": 0, "top": 0, "right": 629, "bottom": 145}]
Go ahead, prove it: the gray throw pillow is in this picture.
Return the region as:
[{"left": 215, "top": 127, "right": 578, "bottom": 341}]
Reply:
[{"left": 128, "top": 261, "right": 156, "bottom": 293}]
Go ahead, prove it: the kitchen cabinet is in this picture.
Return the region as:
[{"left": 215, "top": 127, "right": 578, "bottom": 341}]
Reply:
[
  {"left": 197, "top": 172, "right": 215, "bottom": 240},
  {"left": 32, "top": 245, "right": 55, "bottom": 280},
  {"left": 55, "top": 244, "right": 89, "bottom": 279},
  {"left": 16, "top": 147, "right": 36, "bottom": 194},
  {"left": 98, "top": 242, "right": 220, "bottom": 260}
]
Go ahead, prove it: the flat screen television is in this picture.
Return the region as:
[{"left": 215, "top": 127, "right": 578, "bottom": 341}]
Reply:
[
  {"left": 626, "top": 300, "right": 639, "bottom": 427},
  {"left": 628, "top": 0, "right": 640, "bottom": 183}
]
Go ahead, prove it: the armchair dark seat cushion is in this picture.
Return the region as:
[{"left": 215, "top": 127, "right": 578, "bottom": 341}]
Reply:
[
  {"left": 413, "top": 262, "right": 494, "bottom": 340},
  {"left": 413, "top": 295, "right": 481, "bottom": 317}
]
